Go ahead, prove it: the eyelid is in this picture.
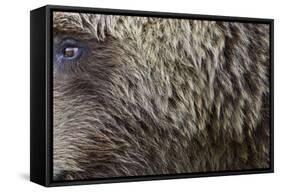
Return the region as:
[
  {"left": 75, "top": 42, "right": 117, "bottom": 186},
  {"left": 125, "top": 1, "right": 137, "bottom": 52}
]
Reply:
[
  {"left": 59, "top": 38, "right": 82, "bottom": 46},
  {"left": 57, "top": 38, "right": 85, "bottom": 56}
]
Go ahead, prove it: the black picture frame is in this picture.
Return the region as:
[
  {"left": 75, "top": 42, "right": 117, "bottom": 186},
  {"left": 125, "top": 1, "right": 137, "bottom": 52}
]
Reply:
[{"left": 30, "top": 4, "right": 274, "bottom": 187}]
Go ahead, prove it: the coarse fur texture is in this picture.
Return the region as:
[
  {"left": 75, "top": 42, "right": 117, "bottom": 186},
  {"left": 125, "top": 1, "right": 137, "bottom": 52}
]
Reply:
[{"left": 53, "top": 12, "right": 270, "bottom": 181}]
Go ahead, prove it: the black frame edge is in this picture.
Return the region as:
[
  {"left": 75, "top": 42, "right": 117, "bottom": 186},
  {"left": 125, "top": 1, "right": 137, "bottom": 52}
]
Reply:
[
  {"left": 48, "top": 169, "right": 273, "bottom": 187},
  {"left": 46, "top": 5, "right": 52, "bottom": 187},
  {"left": 30, "top": 5, "right": 48, "bottom": 186},
  {"left": 46, "top": 4, "right": 273, "bottom": 23},
  {"left": 270, "top": 20, "right": 274, "bottom": 173}
]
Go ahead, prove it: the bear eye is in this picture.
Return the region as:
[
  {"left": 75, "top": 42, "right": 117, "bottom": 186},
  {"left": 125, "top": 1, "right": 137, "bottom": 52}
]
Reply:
[
  {"left": 55, "top": 38, "right": 84, "bottom": 65},
  {"left": 62, "top": 47, "right": 80, "bottom": 59},
  {"left": 54, "top": 38, "right": 86, "bottom": 74}
]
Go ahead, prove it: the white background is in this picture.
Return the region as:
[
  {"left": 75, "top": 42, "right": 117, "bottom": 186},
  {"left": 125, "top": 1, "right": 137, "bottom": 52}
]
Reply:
[{"left": 0, "top": 0, "right": 279, "bottom": 191}]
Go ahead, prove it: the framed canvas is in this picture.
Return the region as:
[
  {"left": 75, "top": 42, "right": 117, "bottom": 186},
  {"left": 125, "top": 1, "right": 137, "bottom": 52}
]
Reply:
[{"left": 30, "top": 5, "right": 274, "bottom": 187}]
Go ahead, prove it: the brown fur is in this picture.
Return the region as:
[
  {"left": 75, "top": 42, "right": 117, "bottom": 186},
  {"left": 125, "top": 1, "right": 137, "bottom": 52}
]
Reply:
[{"left": 53, "top": 12, "right": 270, "bottom": 180}]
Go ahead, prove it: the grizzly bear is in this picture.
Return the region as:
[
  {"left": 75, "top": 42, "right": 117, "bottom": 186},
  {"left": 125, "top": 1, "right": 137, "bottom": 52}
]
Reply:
[{"left": 52, "top": 12, "right": 270, "bottom": 180}]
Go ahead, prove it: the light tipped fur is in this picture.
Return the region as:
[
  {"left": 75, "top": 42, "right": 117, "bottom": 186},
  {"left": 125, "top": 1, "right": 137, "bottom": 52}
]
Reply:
[{"left": 53, "top": 12, "right": 270, "bottom": 180}]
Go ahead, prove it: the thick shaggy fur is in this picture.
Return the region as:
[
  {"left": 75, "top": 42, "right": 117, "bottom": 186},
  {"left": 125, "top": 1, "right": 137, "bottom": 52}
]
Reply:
[{"left": 53, "top": 12, "right": 270, "bottom": 180}]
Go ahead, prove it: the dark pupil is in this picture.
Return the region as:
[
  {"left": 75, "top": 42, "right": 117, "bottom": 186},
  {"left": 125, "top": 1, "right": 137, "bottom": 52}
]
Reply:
[{"left": 63, "top": 47, "right": 78, "bottom": 58}]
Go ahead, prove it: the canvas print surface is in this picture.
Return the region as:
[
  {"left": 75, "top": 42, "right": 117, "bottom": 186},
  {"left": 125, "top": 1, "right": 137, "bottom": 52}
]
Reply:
[{"left": 52, "top": 11, "right": 271, "bottom": 181}]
